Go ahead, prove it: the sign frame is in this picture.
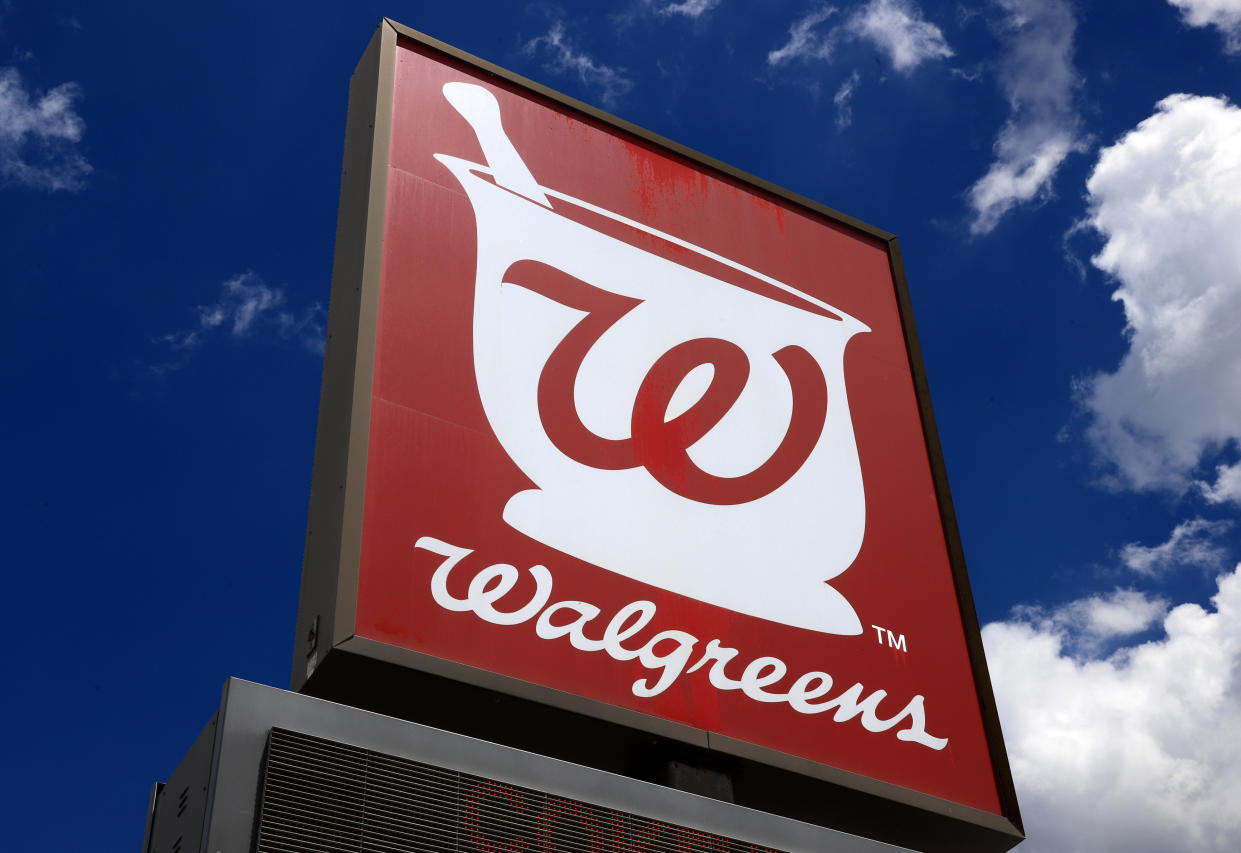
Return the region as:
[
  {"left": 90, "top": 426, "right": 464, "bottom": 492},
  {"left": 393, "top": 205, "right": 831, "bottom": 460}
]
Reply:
[{"left": 292, "top": 19, "right": 1023, "bottom": 852}]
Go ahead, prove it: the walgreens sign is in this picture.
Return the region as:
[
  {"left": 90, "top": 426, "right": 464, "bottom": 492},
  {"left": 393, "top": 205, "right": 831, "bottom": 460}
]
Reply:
[{"left": 295, "top": 22, "right": 1020, "bottom": 843}]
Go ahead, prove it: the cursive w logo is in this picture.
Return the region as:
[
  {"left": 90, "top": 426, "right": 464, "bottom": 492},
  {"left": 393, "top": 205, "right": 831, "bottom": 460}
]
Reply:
[{"left": 507, "top": 259, "right": 829, "bottom": 506}]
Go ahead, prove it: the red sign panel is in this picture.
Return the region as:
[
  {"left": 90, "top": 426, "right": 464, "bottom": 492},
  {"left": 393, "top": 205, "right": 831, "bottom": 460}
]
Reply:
[{"left": 302, "top": 26, "right": 1016, "bottom": 832}]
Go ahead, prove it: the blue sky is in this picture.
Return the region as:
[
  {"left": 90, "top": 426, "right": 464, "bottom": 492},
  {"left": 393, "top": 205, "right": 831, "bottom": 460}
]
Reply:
[{"left": 3, "top": 1, "right": 1241, "bottom": 850}]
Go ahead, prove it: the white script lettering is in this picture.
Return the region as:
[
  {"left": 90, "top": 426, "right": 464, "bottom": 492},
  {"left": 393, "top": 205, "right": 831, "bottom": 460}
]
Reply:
[{"left": 415, "top": 535, "right": 948, "bottom": 750}]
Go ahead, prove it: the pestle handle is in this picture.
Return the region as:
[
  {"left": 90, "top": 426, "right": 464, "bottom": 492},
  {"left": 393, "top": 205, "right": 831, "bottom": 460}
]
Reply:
[{"left": 443, "top": 82, "right": 550, "bottom": 207}]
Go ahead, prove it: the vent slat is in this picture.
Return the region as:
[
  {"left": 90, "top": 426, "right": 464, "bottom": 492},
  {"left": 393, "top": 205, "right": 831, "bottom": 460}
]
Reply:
[{"left": 255, "top": 728, "right": 785, "bottom": 853}]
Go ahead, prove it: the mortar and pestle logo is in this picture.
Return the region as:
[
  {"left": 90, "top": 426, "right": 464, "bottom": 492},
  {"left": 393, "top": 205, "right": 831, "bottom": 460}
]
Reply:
[{"left": 434, "top": 83, "right": 871, "bottom": 635}]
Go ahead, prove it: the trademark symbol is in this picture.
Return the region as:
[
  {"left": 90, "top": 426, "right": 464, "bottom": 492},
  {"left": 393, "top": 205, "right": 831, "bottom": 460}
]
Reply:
[{"left": 871, "top": 624, "right": 907, "bottom": 652}]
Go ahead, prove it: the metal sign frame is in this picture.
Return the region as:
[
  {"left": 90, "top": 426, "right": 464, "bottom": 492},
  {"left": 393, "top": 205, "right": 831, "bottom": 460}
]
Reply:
[
  {"left": 148, "top": 679, "right": 923, "bottom": 853},
  {"left": 291, "top": 18, "right": 1023, "bottom": 852}
]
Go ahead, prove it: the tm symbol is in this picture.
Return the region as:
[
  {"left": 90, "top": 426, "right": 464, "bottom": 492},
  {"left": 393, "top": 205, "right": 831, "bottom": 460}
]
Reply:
[{"left": 871, "top": 625, "right": 907, "bottom": 652}]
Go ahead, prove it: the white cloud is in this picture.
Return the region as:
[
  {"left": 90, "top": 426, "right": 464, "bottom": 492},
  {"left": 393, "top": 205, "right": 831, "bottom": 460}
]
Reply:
[
  {"left": 967, "top": 0, "right": 1086, "bottom": 235},
  {"left": 846, "top": 0, "right": 953, "bottom": 72},
  {"left": 654, "top": 0, "right": 721, "bottom": 18},
  {"left": 834, "top": 71, "right": 860, "bottom": 129},
  {"left": 155, "top": 272, "right": 324, "bottom": 368},
  {"left": 1202, "top": 461, "right": 1241, "bottom": 505},
  {"left": 984, "top": 565, "right": 1241, "bottom": 852},
  {"left": 1078, "top": 94, "right": 1241, "bottom": 495},
  {"left": 1010, "top": 588, "right": 1169, "bottom": 658},
  {"left": 523, "top": 22, "right": 633, "bottom": 107},
  {"left": 1078, "top": 590, "right": 1169, "bottom": 637},
  {"left": 1168, "top": 0, "right": 1241, "bottom": 52},
  {"left": 1120, "top": 518, "right": 1234, "bottom": 578},
  {"left": 0, "top": 65, "right": 90, "bottom": 190},
  {"left": 767, "top": 5, "right": 838, "bottom": 66},
  {"left": 767, "top": 1, "right": 951, "bottom": 72}
]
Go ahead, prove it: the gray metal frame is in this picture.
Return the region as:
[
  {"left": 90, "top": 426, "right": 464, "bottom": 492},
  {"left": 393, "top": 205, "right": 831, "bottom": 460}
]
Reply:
[
  {"left": 193, "top": 679, "right": 916, "bottom": 853},
  {"left": 293, "top": 22, "right": 392, "bottom": 688},
  {"left": 291, "top": 18, "right": 1023, "bottom": 852}
]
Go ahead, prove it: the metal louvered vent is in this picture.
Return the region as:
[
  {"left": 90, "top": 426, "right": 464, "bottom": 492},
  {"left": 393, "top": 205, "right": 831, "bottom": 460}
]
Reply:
[{"left": 256, "top": 728, "right": 787, "bottom": 853}]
